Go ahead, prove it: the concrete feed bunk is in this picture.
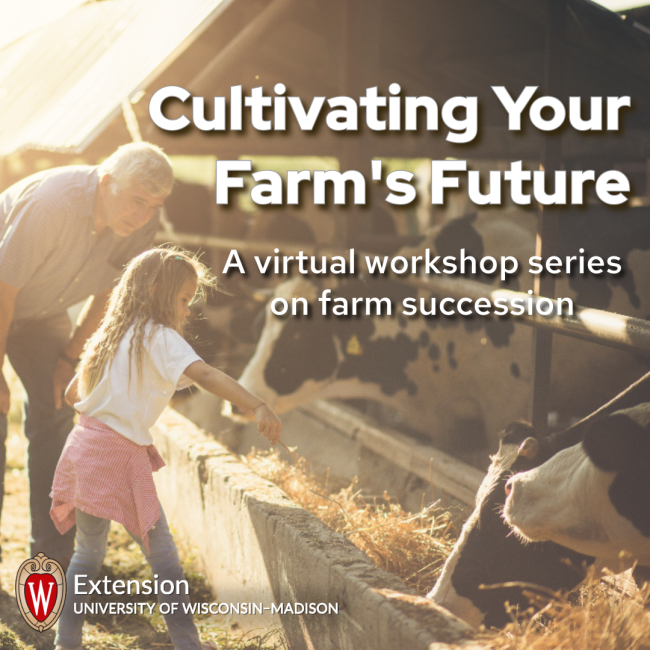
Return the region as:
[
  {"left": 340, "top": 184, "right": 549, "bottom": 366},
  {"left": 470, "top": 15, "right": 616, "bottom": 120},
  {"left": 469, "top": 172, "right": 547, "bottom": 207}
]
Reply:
[{"left": 152, "top": 408, "right": 481, "bottom": 650}]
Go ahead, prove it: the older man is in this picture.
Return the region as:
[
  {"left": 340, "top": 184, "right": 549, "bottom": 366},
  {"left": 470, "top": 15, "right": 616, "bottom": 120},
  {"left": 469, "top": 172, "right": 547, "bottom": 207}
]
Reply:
[{"left": 0, "top": 142, "right": 174, "bottom": 566}]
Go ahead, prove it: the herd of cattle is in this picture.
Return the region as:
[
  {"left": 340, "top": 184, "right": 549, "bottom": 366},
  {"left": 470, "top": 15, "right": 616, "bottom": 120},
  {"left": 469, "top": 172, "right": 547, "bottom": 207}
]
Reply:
[
  {"left": 237, "top": 206, "right": 650, "bottom": 453},
  {"left": 168, "top": 184, "right": 650, "bottom": 627}
]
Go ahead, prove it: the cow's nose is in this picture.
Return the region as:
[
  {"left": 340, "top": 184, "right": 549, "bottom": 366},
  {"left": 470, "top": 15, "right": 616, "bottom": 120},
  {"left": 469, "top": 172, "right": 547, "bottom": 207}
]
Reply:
[{"left": 505, "top": 478, "right": 513, "bottom": 497}]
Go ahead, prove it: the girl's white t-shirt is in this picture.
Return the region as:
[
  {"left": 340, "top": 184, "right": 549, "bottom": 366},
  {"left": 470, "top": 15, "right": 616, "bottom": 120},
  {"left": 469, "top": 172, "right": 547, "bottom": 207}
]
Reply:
[{"left": 76, "top": 322, "right": 203, "bottom": 445}]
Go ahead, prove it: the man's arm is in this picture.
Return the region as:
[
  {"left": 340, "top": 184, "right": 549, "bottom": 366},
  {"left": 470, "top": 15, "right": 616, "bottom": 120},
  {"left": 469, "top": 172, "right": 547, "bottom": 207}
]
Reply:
[
  {"left": 0, "top": 280, "right": 19, "bottom": 415},
  {"left": 53, "top": 286, "right": 112, "bottom": 409}
]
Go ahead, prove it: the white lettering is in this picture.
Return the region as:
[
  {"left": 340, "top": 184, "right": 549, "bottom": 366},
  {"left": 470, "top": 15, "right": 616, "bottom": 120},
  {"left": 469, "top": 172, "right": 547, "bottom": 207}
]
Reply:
[{"left": 28, "top": 580, "right": 54, "bottom": 617}]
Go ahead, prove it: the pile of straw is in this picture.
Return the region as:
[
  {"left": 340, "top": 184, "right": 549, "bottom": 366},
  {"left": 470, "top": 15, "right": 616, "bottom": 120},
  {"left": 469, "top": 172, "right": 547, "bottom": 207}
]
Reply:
[
  {"left": 480, "top": 579, "right": 650, "bottom": 649},
  {"left": 247, "top": 449, "right": 650, "bottom": 649},
  {"left": 245, "top": 449, "right": 458, "bottom": 595}
]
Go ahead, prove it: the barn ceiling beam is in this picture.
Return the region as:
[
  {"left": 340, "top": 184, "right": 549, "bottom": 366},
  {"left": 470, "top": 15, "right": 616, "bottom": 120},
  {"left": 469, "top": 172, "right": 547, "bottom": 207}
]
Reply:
[{"left": 189, "top": 0, "right": 299, "bottom": 96}]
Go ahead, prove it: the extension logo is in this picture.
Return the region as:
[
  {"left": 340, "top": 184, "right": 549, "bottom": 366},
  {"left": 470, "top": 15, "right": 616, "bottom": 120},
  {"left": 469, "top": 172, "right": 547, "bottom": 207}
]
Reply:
[{"left": 15, "top": 553, "right": 66, "bottom": 632}]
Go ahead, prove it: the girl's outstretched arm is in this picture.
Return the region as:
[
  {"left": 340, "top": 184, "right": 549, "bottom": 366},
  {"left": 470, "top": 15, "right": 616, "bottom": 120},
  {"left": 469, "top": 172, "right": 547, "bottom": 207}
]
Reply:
[{"left": 183, "top": 361, "right": 281, "bottom": 445}]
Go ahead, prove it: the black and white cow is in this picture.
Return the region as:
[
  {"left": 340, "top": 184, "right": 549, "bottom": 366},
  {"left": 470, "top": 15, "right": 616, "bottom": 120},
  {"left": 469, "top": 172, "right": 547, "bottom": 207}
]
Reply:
[
  {"left": 428, "top": 421, "right": 594, "bottom": 628},
  {"left": 429, "top": 371, "right": 650, "bottom": 628},
  {"left": 236, "top": 208, "right": 650, "bottom": 452},
  {"left": 504, "top": 403, "right": 650, "bottom": 571}
]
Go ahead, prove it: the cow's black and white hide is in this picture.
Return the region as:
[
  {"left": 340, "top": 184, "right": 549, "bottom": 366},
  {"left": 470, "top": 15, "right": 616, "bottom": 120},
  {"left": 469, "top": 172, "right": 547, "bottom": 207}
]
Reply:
[
  {"left": 236, "top": 207, "right": 650, "bottom": 452},
  {"left": 429, "top": 370, "right": 650, "bottom": 628},
  {"left": 504, "top": 403, "right": 650, "bottom": 571},
  {"left": 428, "top": 422, "right": 594, "bottom": 628}
]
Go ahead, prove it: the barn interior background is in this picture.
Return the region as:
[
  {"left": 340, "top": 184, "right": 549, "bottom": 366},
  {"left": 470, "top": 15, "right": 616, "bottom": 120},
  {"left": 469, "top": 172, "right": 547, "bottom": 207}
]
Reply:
[{"left": 1, "top": 0, "right": 650, "bottom": 509}]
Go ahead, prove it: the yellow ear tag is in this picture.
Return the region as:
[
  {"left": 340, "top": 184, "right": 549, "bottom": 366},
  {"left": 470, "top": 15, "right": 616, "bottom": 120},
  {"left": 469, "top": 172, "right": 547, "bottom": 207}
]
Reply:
[{"left": 346, "top": 335, "right": 363, "bottom": 356}]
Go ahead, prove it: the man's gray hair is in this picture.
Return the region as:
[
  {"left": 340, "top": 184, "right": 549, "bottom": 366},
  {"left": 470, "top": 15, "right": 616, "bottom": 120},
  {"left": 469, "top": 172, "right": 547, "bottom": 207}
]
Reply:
[{"left": 98, "top": 142, "right": 174, "bottom": 197}]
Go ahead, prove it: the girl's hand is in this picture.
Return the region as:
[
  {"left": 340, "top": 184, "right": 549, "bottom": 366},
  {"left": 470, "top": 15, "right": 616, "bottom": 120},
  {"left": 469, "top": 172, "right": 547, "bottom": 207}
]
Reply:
[{"left": 254, "top": 404, "right": 281, "bottom": 445}]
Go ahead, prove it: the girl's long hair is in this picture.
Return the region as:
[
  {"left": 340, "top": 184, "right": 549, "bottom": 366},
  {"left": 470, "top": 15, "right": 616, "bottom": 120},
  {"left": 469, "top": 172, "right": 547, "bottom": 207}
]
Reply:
[{"left": 78, "top": 247, "right": 216, "bottom": 398}]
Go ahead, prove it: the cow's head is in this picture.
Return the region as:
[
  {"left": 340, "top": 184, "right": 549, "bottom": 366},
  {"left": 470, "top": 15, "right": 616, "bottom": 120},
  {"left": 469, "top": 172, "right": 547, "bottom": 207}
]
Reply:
[
  {"left": 504, "top": 403, "right": 650, "bottom": 570},
  {"left": 235, "top": 275, "right": 425, "bottom": 413},
  {"left": 236, "top": 277, "right": 324, "bottom": 413},
  {"left": 429, "top": 421, "right": 593, "bottom": 628}
]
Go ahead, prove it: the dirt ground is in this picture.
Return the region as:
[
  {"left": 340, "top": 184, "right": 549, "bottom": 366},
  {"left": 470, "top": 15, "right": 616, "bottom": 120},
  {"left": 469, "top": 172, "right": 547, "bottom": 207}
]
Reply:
[{"left": 0, "top": 363, "right": 282, "bottom": 650}]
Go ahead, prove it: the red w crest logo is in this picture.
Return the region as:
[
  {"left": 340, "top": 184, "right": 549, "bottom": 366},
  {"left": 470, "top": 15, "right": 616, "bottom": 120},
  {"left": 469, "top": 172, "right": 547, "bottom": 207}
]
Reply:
[
  {"left": 16, "top": 553, "right": 66, "bottom": 632},
  {"left": 25, "top": 573, "right": 57, "bottom": 621}
]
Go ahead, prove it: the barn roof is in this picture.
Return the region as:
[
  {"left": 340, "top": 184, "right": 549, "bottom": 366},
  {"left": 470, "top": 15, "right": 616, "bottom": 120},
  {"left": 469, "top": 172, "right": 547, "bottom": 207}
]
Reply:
[
  {"left": 1, "top": 0, "right": 649, "bottom": 163},
  {"left": 0, "top": 0, "right": 230, "bottom": 156}
]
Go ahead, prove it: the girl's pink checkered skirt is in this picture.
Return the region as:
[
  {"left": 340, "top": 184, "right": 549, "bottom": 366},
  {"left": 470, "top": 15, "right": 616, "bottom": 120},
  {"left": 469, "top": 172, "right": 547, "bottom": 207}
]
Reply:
[{"left": 50, "top": 414, "right": 166, "bottom": 553}]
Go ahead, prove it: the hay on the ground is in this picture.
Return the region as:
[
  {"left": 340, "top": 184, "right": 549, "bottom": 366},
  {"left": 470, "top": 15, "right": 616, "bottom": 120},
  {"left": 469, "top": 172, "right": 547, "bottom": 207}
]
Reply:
[{"left": 479, "top": 578, "right": 650, "bottom": 650}]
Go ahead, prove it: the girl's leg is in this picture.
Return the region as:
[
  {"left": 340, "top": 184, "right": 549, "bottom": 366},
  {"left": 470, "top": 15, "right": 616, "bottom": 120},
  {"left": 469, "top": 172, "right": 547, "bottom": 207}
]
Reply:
[
  {"left": 55, "top": 510, "right": 110, "bottom": 650},
  {"left": 128, "top": 507, "right": 201, "bottom": 650}
]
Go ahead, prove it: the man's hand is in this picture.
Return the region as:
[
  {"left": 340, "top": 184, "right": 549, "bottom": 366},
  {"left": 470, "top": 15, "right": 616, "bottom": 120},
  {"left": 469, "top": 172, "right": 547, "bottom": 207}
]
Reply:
[
  {"left": 51, "top": 288, "right": 111, "bottom": 410},
  {"left": 64, "top": 374, "right": 80, "bottom": 408},
  {"left": 0, "top": 281, "right": 19, "bottom": 415},
  {"left": 0, "top": 371, "right": 10, "bottom": 415},
  {"left": 53, "top": 358, "right": 76, "bottom": 410}
]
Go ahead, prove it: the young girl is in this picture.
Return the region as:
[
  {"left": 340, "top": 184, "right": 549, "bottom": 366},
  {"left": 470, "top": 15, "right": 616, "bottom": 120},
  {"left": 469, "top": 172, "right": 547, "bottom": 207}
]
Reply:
[{"left": 50, "top": 248, "right": 281, "bottom": 650}]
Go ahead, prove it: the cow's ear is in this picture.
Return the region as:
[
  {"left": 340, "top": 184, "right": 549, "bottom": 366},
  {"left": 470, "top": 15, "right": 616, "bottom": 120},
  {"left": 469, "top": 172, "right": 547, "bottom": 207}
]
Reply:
[
  {"left": 500, "top": 421, "right": 536, "bottom": 446},
  {"left": 518, "top": 437, "right": 539, "bottom": 459},
  {"left": 582, "top": 414, "right": 647, "bottom": 472}
]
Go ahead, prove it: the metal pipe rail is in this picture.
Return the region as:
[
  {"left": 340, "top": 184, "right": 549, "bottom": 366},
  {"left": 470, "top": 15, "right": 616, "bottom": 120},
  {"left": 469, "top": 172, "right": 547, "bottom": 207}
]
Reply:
[
  {"left": 156, "top": 232, "right": 650, "bottom": 355},
  {"left": 408, "top": 275, "right": 650, "bottom": 356}
]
